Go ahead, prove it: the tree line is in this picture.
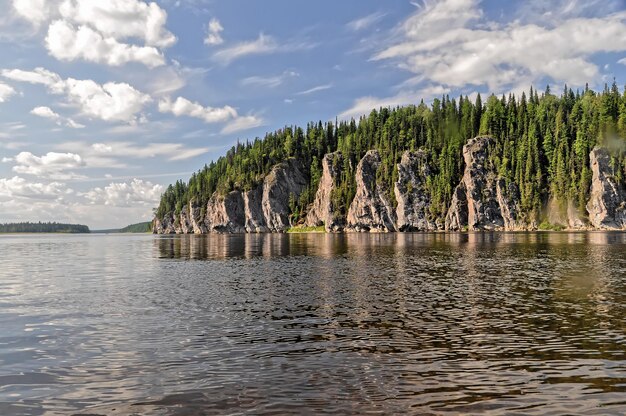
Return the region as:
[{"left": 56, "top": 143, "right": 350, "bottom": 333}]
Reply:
[
  {"left": 0, "top": 222, "right": 90, "bottom": 233},
  {"left": 156, "top": 82, "right": 626, "bottom": 225}
]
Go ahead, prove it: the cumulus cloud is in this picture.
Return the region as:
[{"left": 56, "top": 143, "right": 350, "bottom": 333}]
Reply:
[
  {"left": 221, "top": 115, "right": 265, "bottom": 134},
  {"left": 12, "top": 0, "right": 175, "bottom": 67},
  {"left": 45, "top": 20, "right": 165, "bottom": 67},
  {"left": 0, "top": 83, "right": 16, "bottom": 102},
  {"left": 3, "top": 68, "right": 151, "bottom": 123},
  {"left": 158, "top": 96, "right": 237, "bottom": 123},
  {"left": 204, "top": 18, "right": 224, "bottom": 46},
  {"left": 30, "top": 106, "right": 84, "bottom": 128},
  {"left": 0, "top": 176, "right": 71, "bottom": 200},
  {"left": 9, "top": 151, "right": 86, "bottom": 179},
  {"left": 83, "top": 178, "right": 163, "bottom": 207},
  {"left": 372, "top": 0, "right": 626, "bottom": 92}
]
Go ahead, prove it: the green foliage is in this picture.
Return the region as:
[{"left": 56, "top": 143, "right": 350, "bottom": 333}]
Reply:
[
  {"left": 0, "top": 222, "right": 90, "bottom": 233},
  {"left": 156, "top": 83, "right": 626, "bottom": 225},
  {"left": 287, "top": 225, "right": 326, "bottom": 233}
]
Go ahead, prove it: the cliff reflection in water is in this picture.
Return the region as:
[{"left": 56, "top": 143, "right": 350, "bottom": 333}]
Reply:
[{"left": 2, "top": 233, "right": 624, "bottom": 415}]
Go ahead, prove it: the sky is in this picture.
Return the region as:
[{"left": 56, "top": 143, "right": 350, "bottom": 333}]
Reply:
[{"left": 0, "top": 0, "right": 625, "bottom": 229}]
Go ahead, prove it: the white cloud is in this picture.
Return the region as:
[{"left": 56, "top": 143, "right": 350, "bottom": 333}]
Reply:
[
  {"left": 619, "top": 57, "right": 626, "bottom": 66},
  {"left": 12, "top": 0, "right": 175, "bottom": 67},
  {"left": 10, "top": 151, "right": 86, "bottom": 179},
  {"left": 83, "top": 178, "right": 163, "bottom": 207},
  {"left": 340, "top": 85, "right": 450, "bottom": 119},
  {"left": 3, "top": 68, "right": 151, "bottom": 123},
  {"left": 204, "top": 18, "right": 224, "bottom": 46},
  {"left": 372, "top": 0, "right": 626, "bottom": 91},
  {"left": 240, "top": 71, "right": 298, "bottom": 88},
  {"left": 213, "top": 34, "right": 278, "bottom": 64},
  {"left": 158, "top": 96, "right": 237, "bottom": 123},
  {"left": 347, "top": 11, "right": 386, "bottom": 31},
  {"left": 296, "top": 84, "right": 332, "bottom": 95},
  {"left": 12, "top": 0, "right": 58, "bottom": 27},
  {"left": 58, "top": 141, "right": 211, "bottom": 163},
  {"left": 30, "top": 106, "right": 84, "bottom": 128},
  {"left": 221, "top": 115, "right": 265, "bottom": 134},
  {"left": 2, "top": 67, "right": 62, "bottom": 89},
  {"left": 45, "top": 20, "right": 165, "bottom": 67},
  {"left": 0, "top": 83, "right": 16, "bottom": 102},
  {"left": 0, "top": 176, "right": 71, "bottom": 200}
]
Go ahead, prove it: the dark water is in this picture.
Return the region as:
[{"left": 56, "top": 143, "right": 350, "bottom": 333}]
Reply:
[{"left": 1, "top": 233, "right": 626, "bottom": 415}]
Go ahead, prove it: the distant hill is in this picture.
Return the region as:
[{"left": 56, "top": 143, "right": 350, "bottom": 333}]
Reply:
[
  {"left": 92, "top": 221, "right": 152, "bottom": 234},
  {"left": 0, "top": 222, "right": 90, "bottom": 233}
]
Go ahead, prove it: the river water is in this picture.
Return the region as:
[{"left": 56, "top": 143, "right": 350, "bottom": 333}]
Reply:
[{"left": 0, "top": 232, "right": 625, "bottom": 415}]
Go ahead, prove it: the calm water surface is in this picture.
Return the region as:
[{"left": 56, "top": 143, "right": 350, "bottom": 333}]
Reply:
[{"left": 0, "top": 232, "right": 625, "bottom": 415}]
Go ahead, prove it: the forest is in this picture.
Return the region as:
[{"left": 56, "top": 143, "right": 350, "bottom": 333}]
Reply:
[
  {"left": 0, "top": 222, "right": 90, "bottom": 233},
  {"left": 155, "top": 82, "right": 626, "bottom": 226}
]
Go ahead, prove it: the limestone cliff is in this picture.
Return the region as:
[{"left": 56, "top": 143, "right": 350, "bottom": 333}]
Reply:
[
  {"left": 153, "top": 141, "right": 626, "bottom": 234},
  {"left": 394, "top": 150, "right": 438, "bottom": 231},
  {"left": 346, "top": 150, "right": 396, "bottom": 232},
  {"left": 262, "top": 159, "right": 308, "bottom": 232},
  {"left": 306, "top": 152, "right": 345, "bottom": 232},
  {"left": 586, "top": 147, "right": 626, "bottom": 230},
  {"left": 445, "top": 136, "right": 524, "bottom": 231},
  {"left": 204, "top": 191, "right": 246, "bottom": 233}
]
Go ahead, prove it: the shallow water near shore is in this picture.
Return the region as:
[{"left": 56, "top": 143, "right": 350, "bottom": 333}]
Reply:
[{"left": 1, "top": 232, "right": 625, "bottom": 415}]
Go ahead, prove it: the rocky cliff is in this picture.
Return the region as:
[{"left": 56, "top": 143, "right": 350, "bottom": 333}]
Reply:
[
  {"left": 445, "top": 136, "right": 524, "bottom": 231},
  {"left": 306, "top": 152, "right": 345, "bottom": 232},
  {"left": 346, "top": 150, "right": 396, "bottom": 232},
  {"left": 586, "top": 147, "right": 626, "bottom": 230},
  {"left": 154, "top": 158, "right": 306, "bottom": 234},
  {"left": 394, "top": 150, "right": 439, "bottom": 231},
  {"left": 154, "top": 139, "right": 626, "bottom": 234}
]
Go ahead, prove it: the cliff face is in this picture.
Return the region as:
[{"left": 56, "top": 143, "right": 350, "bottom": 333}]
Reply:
[
  {"left": 394, "top": 150, "right": 438, "bottom": 231},
  {"left": 154, "top": 158, "right": 306, "bottom": 234},
  {"left": 346, "top": 150, "right": 396, "bottom": 232},
  {"left": 262, "top": 159, "right": 308, "bottom": 232},
  {"left": 154, "top": 140, "right": 626, "bottom": 234},
  {"left": 204, "top": 191, "right": 246, "bottom": 233},
  {"left": 587, "top": 147, "right": 626, "bottom": 230},
  {"left": 445, "top": 137, "right": 524, "bottom": 231},
  {"left": 306, "top": 152, "right": 345, "bottom": 232}
]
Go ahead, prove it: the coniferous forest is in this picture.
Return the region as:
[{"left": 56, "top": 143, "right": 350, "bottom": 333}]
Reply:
[
  {"left": 0, "top": 222, "right": 90, "bottom": 233},
  {"left": 155, "top": 83, "right": 626, "bottom": 228}
]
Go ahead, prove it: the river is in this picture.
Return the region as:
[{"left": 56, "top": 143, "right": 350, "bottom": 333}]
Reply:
[{"left": 1, "top": 232, "right": 625, "bottom": 415}]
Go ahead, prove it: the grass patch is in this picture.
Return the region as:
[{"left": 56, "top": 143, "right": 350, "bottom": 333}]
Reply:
[
  {"left": 538, "top": 221, "right": 565, "bottom": 231},
  {"left": 287, "top": 225, "right": 326, "bottom": 233}
]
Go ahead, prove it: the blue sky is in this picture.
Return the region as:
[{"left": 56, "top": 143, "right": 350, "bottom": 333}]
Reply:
[{"left": 0, "top": 0, "right": 625, "bottom": 228}]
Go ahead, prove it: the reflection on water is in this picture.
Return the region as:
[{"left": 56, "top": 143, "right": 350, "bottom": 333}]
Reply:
[{"left": 0, "top": 232, "right": 625, "bottom": 415}]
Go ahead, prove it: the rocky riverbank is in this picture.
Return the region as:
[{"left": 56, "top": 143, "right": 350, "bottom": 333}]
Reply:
[{"left": 154, "top": 137, "right": 626, "bottom": 234}]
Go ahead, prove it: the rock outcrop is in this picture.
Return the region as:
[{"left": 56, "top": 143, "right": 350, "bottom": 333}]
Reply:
[
  {"left": 154, "top": 141, "right": 626, "bottom": 234},
  {"left": 394, "top": 150, "right": 438, "bottom": 231},
  {"left": 243, "top": 187, "right": 268, "bottom": 233},
  {"left": 586, "top": 147, "right": 626, "bottom": 229},
  {"left": 262, "top": 159, "right": 308, "bottom": 232},
  {"left": 204, "top": 191, "right": 246, "bottom": 233},
  {"left": 153, "top": 212, "right": 177, "bottom": 234},
  {"left": 346, "top": 150, "right": 396, "bottom": 232},
  {"left": 306, "top": 152, "right": 345, "bottom": 232},
  {"left": 445, "top": 183, "right": 468, "bottom": 231},
  {"left": 445, "top": 136, "right": 524, "bottom": 231}
]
